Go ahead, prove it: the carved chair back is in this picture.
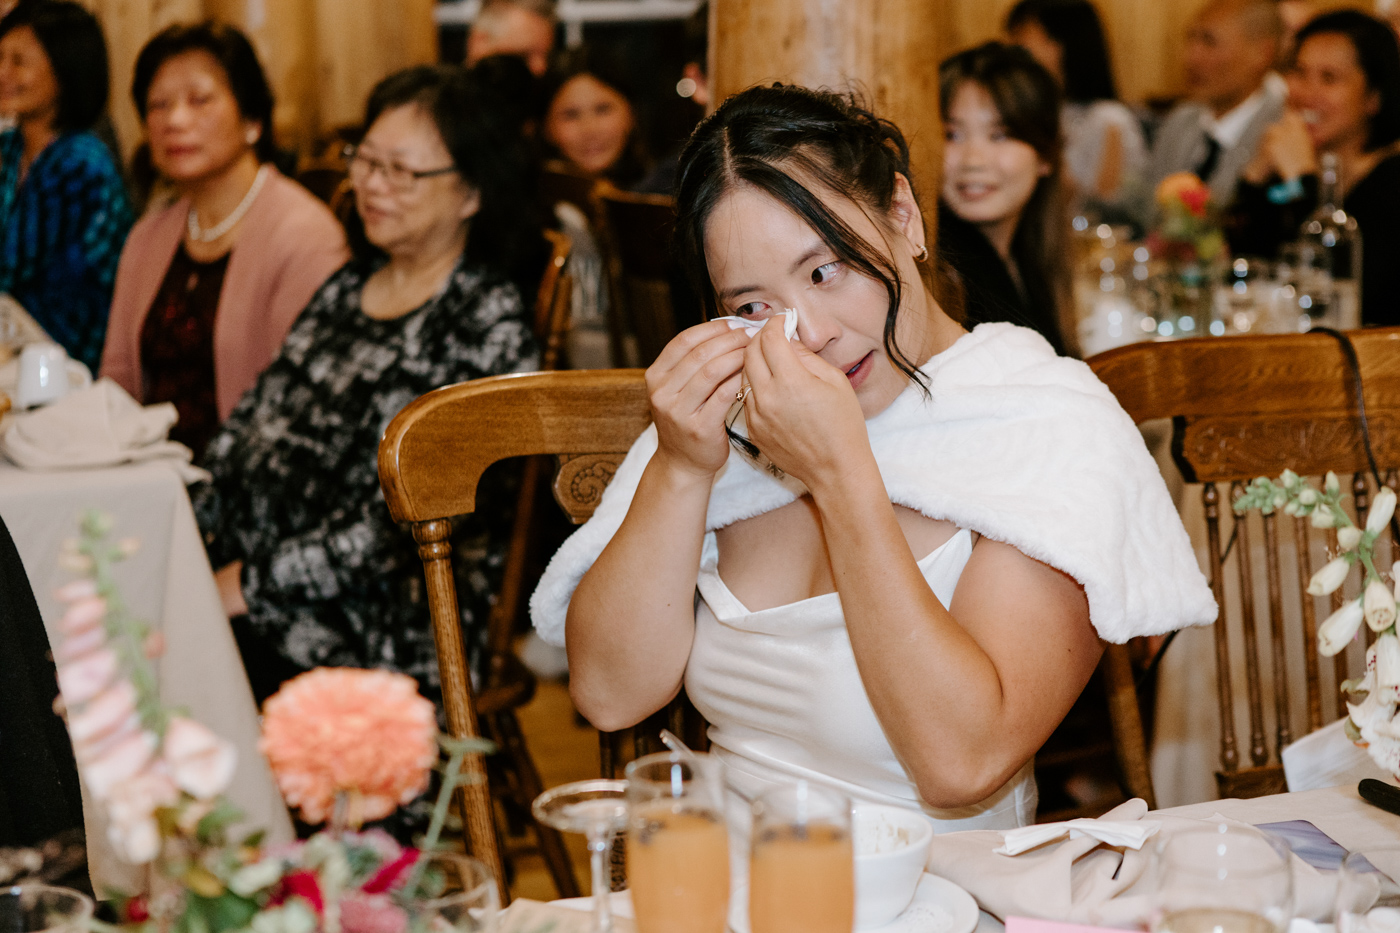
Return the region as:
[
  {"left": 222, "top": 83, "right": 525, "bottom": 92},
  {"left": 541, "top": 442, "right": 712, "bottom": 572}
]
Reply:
[
  {"left": 1089, "top": 329, "right": 1400, "bottom": 798},
  {"left": 598, "top": 190, "right": 680, "bottom": 368}
]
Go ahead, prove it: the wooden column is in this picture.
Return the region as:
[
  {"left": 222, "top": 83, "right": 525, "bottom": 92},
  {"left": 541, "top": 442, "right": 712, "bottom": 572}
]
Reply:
[
  {"left": 310, "top": 0, "right": 437, "bottom": 135},
  {"left": 711, "top": 0, "right": 943, "bottom": 209},
  {"left": 206, "top": 0, "right": 321, "bottom": 154}
]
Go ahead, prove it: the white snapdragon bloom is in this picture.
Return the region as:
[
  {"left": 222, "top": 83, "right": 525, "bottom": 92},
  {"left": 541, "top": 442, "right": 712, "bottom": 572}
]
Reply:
[
  {"left": 1308, "top": 556, "right": 1351, "bottom": 596},
  {"left": 1319, "top": 599, "right": 1365, "bottom": 656},
  {"left": 1339, "top": 526, "right": 1364, "bottom": 551},
  {"left": 1370, "top": 487, "right": 1399, "bottom": 535}
]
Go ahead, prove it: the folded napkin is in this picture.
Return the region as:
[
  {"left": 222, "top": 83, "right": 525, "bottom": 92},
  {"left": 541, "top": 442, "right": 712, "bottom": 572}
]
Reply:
[
  {"left": 715, "top": 307, "right": 800, "bottom": 340},
  {"left": 926, "top": 799, "right": 1334, "bottom": 928},
  {"left": 996, "top": 817, "right": 1161, "bottom": 855},
  {"left": 498, "top": 897, "right": 635, "bottom": 933},
  {"left": 2, "top": 379, "right": 209, "bottom": 483}
]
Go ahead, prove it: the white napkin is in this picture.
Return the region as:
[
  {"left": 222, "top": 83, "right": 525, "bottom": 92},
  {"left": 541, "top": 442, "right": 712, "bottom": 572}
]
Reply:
[
  {"left": 1, "top": 378, "right": 209, "bottom": 483},
  {"left": 995, "top": 817, "right": 1162, "bottom": 855},
  {"left": 715, "top": 307, "right": 800, "bottom": 340}
]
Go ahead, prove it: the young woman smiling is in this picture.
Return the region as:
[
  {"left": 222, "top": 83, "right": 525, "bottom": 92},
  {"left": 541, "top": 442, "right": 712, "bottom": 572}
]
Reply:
[
  {"left": 1227, "top": 10, "right": 1400, "bottom": 325},
  {"left": 936, "top": 42, "right": 1071, "bottom": 355},
  {"left": 532, "top": 85, "right": 1213, "bottom": 864}
]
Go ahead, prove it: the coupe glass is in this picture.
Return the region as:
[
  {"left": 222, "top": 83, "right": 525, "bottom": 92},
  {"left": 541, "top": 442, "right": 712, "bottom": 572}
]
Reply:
[
  {"left": 532, "top": 779, "right": 628, "bottom": 933},
  {"left": 1336, "top": 847, "right": 1400, "bottom": 933},
  {"left": 624, "top": 751, "right": 730, "bottom": 933},
  {"left": 0, "top": 885, "right": 93, "bottom": 933},
  {"left": 408, "top": 852, "right": 499, "bottom": 932},
  {"left": 748, "top": 782, "right": 854, "bottom": 933},
  {"left": 1149, "top": 826, "right": 1294, "bottom": 933}
]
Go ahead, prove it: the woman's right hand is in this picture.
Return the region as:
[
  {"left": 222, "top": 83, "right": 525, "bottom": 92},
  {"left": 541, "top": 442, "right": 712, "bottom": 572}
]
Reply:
[
  {"left": 1242, "top": 109, "right": 1318, "bottom": 184},
  {"left": 645, "top": 320, "right": 752, "bottom": 477}
]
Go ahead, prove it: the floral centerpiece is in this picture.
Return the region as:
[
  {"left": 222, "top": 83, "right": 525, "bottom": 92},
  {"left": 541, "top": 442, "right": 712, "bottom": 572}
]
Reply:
[
  {"left": 49, "top": 512, "right": 493, "bottom": 933},
  {"left": 1146, "top": 172, "right": 1227, "bottom": 337},
  {"left": 1235, "top": 473, "right": 1400, "bottom": 775}
]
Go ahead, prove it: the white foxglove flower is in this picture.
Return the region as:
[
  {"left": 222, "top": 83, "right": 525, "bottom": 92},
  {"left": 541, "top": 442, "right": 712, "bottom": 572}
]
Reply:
[
  {"left": 1319, "top": 599, "right": 1365, "bottom": 656},
  {"left": 83, "top": 730, "right": 159, "bottom": 798},
  {"left": 163, "top": 716, "right": 237, "bottom": 799},
  {"left": 1298, "top": 487, "right": 1317, "bottom": 505},
  {"left": 108, "top": 815, "right": 161, "bottom": 864},
  {"left": 1369, "top": 487, "right": 1398, "bottom": 535},
  {"left": 1312, "top": 507, "right": 1338, "bottom": 529},
  {"left": 1339, "top": 526, "right": 1364, "bottom": 551},
  {"left": 1366, "top": 579, "right": 1398, "bottom": 632},
  {"left": 1281, "top": 470, "right": 1300, "bottom": 489},
  {"left": 67, "top": 680, "right": 138, "bottom": 745},
  {"left": 1308, "top": 556, "right": 1351, "bottom": 595},
  {"left": 56, "top": 648, "right": 119, "bottom": 706},
  {"left": 1378, "top": 634, "right": 1400, "bottom": 690},
  {"left": 1327, "top": 471, "right": 1342, "bottom": 494}
]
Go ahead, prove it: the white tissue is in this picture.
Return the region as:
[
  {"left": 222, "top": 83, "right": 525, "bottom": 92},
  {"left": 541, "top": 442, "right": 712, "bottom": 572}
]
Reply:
[
  {"left": 715, "top": 307, "right": 800, "bottom": 341},
  {"left": 994, "top": 818, "right": 1161, "bottom": 856}
]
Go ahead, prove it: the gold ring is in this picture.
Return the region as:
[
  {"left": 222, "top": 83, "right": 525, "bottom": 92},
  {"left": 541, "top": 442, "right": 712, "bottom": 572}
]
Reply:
[{"left": 736, "top": 384, "right": 752, "bottom": 403}]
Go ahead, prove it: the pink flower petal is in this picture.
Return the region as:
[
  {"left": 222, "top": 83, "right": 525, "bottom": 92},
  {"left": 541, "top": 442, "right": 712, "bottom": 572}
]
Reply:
[
  {"left": 68, "top": 681, "right": 139, "bottom": 745},
  {"left": 56, "top": 648, "right": 119, "bottom": 705},
  {"left": 163, "top": 717, "right": 237, "bottom": 799}
]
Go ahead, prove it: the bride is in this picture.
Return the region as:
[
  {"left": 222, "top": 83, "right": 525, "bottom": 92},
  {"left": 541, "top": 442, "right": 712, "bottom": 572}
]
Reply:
[{"left": 531, "top": 83, "right": 1213, "bottom": 830}]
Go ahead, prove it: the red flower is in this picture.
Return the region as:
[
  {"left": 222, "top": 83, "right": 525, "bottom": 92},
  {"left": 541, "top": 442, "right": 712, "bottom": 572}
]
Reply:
[
  {"left": 1179, "top": 186, "right": 1209, "bottom": 218},
  {"left": 125, "top": 897, "right": 149, "bottom": 923},
  {"left": 273, "top": 870, "right": 325, "bottom": 915},
  {"left": 362, "top": 847, "right": 420, "bottom": 894}
]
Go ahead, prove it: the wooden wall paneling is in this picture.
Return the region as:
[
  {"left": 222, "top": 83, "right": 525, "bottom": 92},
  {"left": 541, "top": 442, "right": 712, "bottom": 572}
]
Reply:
[
  {"left": 205, "top": 0, "right": 320, "bottom": 154},
  {"left": 711, "top": 0, "right": 943, "bottom": 227},
  {"left": 311, "top": 0, "right": 437, "bottom": 138}
]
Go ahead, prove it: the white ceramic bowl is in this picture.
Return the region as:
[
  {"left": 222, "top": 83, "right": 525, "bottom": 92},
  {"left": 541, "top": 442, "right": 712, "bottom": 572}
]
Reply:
[{"left": 853, "top": 804, "right": 934, "bottom": 930}]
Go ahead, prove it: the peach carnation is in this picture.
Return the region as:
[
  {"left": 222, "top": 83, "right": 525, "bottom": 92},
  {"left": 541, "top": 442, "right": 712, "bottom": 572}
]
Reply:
[{"left": 259, "top": 668, "right": 438, "bottom": 824}]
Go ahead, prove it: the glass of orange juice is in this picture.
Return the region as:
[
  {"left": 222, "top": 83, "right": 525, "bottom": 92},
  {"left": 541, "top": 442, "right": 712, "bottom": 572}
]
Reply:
[
  {"left": 624, "top": 751, "right": 730, "bottom": 933},
  {"left": 749, "top": 782, "right": 854, "bottom": 933}
]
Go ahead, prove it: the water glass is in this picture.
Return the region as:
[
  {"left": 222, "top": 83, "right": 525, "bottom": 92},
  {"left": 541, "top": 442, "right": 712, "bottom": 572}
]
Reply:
[
  {"left": 1150, "top": 825, "right": 1294, "bottom": 933},
  {"left": 625, "top": 751, "right": 730, "bottom": 933},
  {"left": 0, "top": 885, "right": 93, "bottom": 933},
  {"left": 409, "top": 853, "right": 499, "bottom": 932},
  {"left": 1337, "top": 848, "right": 1400, "bottom": 933},
  {"left": 748, "top": 782, "right": 854, "bottom": 933}
]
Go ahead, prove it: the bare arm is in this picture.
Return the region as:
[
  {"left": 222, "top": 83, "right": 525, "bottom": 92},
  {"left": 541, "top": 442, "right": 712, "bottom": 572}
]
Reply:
[
  {"left": 566, "top": 321, "right": 752, "bottom": 730},
  {"left": 743, "top": 324, "right": 1101, "bottom": 808}
]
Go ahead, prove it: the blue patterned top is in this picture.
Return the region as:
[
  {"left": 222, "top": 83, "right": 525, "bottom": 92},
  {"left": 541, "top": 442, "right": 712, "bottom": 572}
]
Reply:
[{"left": 0, "top": 130, "right": 133, "bottom": 372}]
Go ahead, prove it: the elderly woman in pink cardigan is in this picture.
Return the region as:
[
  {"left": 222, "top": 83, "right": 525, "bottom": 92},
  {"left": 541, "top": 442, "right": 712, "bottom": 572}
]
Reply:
[{"left": 100, "top": 23, "right": 346, "bottom": 458}]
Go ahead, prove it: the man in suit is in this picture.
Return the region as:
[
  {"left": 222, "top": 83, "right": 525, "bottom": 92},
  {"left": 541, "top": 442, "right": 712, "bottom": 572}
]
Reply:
[{"left": 1143, "top": 0, "right": 1285, "bottom": 216}]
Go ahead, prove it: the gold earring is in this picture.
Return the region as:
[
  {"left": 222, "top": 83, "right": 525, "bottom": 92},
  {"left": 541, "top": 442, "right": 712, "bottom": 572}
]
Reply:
[{"left": 914, "top": 244, "right": 929, "bottom": 263}]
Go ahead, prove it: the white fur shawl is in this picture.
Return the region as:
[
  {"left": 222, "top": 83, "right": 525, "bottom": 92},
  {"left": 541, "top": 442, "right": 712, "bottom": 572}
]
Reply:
[{"left": 530, "top": 323, "right": 1216, "bottom": 646}]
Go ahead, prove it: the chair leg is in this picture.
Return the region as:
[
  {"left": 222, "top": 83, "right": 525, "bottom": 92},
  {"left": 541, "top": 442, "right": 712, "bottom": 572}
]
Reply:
[
  {"left": 1102, "top": 642, "right": 1157, "bottom": 810},
  {"left": 491, "top": 709, "right": 582, "bottom": 899}
]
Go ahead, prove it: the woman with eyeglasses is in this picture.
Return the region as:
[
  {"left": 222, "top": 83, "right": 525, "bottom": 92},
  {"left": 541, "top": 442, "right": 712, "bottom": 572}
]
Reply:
[
  {"left": 100, "top": 22, "right": 347, "bottom": 459},
  {"left": 191, "top": 65, "right": 542, "bottom": 726}
]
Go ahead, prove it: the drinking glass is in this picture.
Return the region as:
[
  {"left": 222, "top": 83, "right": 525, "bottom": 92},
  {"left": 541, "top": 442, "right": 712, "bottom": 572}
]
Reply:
[
  {"left": 624, "top": 751, "right": 730, "bottom": 933},
  {"left": 748, "top": 782, "right": 854, "bottom": 933},
  {"left": 1336, "top": 847, "right": 1400, "bottom": 933},
  {"left": 408, "top": 852, "right": 499, "bottom": 932},
  {"left": 1150, "top": 826, "right": 1294, "bottom": 933},
  {"left": 0, "top": 885, "right": 93, "bottom": 933},
  {"left": 532, "top": 779, "right": 629, "bottom": 933}
]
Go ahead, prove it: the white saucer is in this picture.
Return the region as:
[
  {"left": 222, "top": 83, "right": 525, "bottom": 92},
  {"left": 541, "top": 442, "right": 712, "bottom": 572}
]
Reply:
[{"left": 862, "top": 873, "right": 979, "bottom": 933}]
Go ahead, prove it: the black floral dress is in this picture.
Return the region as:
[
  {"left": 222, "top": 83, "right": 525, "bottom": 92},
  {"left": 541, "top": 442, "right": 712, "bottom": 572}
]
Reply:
[{"left": 192, "top": 255, "right": 538, "bottom": 704}]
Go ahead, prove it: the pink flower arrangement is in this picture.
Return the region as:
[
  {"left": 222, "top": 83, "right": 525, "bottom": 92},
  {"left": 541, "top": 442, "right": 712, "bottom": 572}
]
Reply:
[
  {"left": 1148, "top": 171, "right": 1225, "bottom": 266},
  {"left": 259, "top": 668, "right": 438, "bottom": 824}
]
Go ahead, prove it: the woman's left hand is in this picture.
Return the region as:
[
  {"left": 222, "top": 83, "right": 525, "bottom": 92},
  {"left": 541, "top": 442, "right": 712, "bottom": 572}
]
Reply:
[
  {"left": 740, "top": 320, "right": 873, "bottom": 489},
  {"left": 215, "top": 561, "right": 248, "bottom": 618}
]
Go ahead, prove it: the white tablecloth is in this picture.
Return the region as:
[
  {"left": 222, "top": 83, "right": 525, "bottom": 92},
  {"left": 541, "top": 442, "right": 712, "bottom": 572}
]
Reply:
[{"left": 0, "top": 459, "right": 293, "bottom": 891}]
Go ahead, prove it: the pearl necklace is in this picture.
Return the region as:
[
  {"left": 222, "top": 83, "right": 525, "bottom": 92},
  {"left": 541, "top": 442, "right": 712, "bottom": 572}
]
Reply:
[{"left": 187, "top": 165, "right": 269, "bottom": 243}]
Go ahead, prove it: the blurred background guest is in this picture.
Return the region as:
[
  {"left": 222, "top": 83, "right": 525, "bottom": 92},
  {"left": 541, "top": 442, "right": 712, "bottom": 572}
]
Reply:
[
  {"left": 0, "top": 0, "right": 131, "bottom": 374},
  {"left": 542, "top": 48, "right": 651, "bottom": 190},
  {"left": 1007, "top": 0, "right": 1146, "bottom": 219},
  {"left": 100, "top": 23, "right": 347, "bottom": 460},
  {"left": 1277, "top": 0, "right": 1318, "bottom": 60},
  {"left": 1228, "top": 10, "right": 1400, "bottom": 325},
  {"left": 193, "top": 65, "right": 540, "bottom": 708},
  {"left": 465, "top": 0, "right": 556, "bottom": 77},
  {"left": 1143, "top": 0, "right": 1284, "bottom": 216},
  {"left": 938, "top": 42, "right": 1070, "bottom": 355}
]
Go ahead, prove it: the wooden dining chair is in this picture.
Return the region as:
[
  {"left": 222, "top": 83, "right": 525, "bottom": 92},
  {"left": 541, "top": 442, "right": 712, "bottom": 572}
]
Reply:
[
  {"left": 598, "top": 190, "right": 680, "bottom": 368},
  {"left": 1088, "top": 328, "right": 1400, "bottom": 799}
]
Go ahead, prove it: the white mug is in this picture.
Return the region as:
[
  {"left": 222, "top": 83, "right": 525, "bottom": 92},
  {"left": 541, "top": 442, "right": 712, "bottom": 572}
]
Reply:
[{"left": 16, "top": 342, "right": 91, "bottom": 408}]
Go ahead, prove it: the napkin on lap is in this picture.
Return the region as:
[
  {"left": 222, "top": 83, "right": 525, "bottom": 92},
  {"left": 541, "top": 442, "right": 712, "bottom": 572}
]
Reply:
[
  {"left": 926, "top": 799, "right": 1333, "bottom": 928},
  {"left": 1, "top": 379, "right": 209, "bottom": 483},
  {"left": 996, "top": 816, "right": 1161, "bottom": 855}
]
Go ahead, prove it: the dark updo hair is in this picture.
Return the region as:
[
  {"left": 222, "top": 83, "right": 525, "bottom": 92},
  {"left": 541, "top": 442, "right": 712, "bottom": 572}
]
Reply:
[
  {"left": 542, "top": 46, "right": 650, "bottom": 187},
  {"left": 1295, "top": 10, "right": 1400, "bottom": 152},
  {"left": 356, "top": 64, "right": 543, "bottom": 297},
  {"left": 674, "top": 83, "right": 929, "bottom": 404},
  {"left": 132, "top": 22, "right": 277, "bottom": 163},
  {"left": 939, "top": 42, "right": 1067, "bottom": 346},
  {"left": 1005, "top": 0, "right": 1118, "bottom": 104},
  {"left": 0, "top": 0, "right": 109, "bottom": 133}
]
